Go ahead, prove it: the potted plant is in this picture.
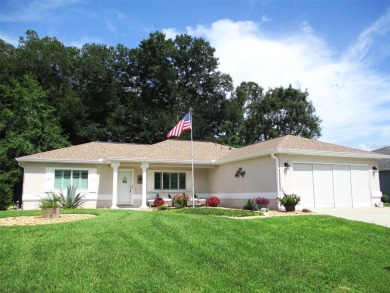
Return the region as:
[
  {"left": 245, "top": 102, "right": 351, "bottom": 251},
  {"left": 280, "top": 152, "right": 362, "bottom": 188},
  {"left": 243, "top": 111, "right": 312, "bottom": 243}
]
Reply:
[
  {"left": 277, "top": 192, "right": 301, "bottom": 212},
  {"left": 40, "top": 193, "right": 61, "bottom": 218}
]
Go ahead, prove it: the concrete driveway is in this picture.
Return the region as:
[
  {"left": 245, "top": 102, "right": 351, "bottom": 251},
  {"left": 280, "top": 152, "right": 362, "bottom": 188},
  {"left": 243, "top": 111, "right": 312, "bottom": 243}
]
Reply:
[{"left": 313, "top": 207, "right": 390, "bottom": 228}]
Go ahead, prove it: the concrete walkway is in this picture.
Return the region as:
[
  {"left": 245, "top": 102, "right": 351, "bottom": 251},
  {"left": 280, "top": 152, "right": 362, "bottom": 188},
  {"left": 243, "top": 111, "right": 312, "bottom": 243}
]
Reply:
[{"left": 313, "top": 207, "right": 390, "bottom": 228}]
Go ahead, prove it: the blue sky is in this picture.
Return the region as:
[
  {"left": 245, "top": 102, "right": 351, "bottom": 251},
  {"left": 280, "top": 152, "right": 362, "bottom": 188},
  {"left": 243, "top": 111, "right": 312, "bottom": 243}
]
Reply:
[{"left": 1, "top": 0, "right": 389, "bottom": 150}]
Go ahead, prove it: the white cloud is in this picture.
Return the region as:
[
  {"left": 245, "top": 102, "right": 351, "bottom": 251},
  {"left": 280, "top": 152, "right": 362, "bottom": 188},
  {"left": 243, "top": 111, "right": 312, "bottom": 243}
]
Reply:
[
  {"left": 164, "top": 17, "right": 390, "bottom": 148},
  {"left": 0, "top": 0, "right": 83, "bottom": 22}
]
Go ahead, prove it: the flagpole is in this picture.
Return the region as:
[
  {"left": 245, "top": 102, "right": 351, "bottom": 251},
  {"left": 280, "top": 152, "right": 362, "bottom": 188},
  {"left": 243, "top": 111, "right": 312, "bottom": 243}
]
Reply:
[{"left": 189, "top": 108, "right": 195, "bottom": 208}]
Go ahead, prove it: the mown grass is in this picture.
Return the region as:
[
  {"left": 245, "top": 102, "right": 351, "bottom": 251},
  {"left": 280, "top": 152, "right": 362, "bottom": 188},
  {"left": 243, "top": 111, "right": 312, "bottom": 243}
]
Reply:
[
  {"left": 384, "top": 203, "right": 390, "bottom": 207},
  {"left": 1, "top": 209, "right": 389, "bottom": 292}
]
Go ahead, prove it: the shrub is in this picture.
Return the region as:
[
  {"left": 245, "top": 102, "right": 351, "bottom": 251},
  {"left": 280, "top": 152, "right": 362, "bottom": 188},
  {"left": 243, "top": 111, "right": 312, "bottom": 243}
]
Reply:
[
  {"left": 40, "top": 193, "right": 61, "bottom": 209},
  {"left": 207, "top": 196, "right": 220, "bottom": 207},
  {"left": 157, "top": 205, "right": 168, "bottom": 210},
  {"left": 255, "top": 197, "right": 270, "bottom": 209},
  {"left": 381, "top": 194, "right": 389, "bottom": 203},
  {"left": 58, "top": 185, "right": 85, "bottom": 209},
  {"left": 243, "top": 198, "right": 256, "bottom": 210},
  {"left": 154, "top": 197, "right": 165, "bottom": 207},
  {"left": 0, "top": 184, "right": 13, "bottom": 210},
  {"left": 277, "top": 191, "right": 301, "bottom": 207},
  {"left": 173, "top": 193, "right": 189, "bottom": 208},
  {"left": 302, "top": 208, "right": 312, "bottom": 213}
]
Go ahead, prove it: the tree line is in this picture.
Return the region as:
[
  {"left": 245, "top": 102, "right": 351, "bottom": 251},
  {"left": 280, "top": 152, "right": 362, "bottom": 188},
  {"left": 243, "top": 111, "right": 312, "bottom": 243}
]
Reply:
[{"left": 0, "top": 30, "right": 321, "bottom": 209}]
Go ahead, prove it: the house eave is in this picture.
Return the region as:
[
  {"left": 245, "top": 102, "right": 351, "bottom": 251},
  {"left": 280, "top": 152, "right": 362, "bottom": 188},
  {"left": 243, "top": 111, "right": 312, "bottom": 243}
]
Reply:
[
  {"left": 15, "top": 158, "right": 105, "bottom": 164},
  {"left": 217, "top": 148, "right": 387, "bottom": 164},
  {"left": 104, "top": 157, "right": 218, "bottom": 165}
]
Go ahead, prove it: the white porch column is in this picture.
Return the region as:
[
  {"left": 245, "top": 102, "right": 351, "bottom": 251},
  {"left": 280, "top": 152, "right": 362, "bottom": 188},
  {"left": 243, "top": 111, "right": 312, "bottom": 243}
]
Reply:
[
  {"left": 111, "top": 162, "right": 120, "bottom": 209},
  {"left": 140, "top": 162, "right": 149, "bottom": 209}
]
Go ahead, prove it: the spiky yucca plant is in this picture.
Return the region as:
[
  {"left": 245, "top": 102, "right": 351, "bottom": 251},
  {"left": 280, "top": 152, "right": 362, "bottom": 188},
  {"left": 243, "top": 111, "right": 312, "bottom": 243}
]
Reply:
[{"left": 59, "top": 185, "right": 85, "bottom": 209}]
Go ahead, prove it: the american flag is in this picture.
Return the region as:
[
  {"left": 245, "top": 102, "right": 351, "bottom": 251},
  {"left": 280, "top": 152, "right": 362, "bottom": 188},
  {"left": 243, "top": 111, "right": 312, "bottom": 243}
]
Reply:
[{"left": 167, "top": 112, "right": 191, "bottom": 138}]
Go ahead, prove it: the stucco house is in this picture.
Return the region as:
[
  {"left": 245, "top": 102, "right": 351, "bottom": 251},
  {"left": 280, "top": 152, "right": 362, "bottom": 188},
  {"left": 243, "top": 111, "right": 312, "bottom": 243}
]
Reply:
[
  {"left": 16, "top": 135, "right": 386, "bottom": 210},
  {"left": 373, "top": 146, "right": 390, "bottom": 197}
]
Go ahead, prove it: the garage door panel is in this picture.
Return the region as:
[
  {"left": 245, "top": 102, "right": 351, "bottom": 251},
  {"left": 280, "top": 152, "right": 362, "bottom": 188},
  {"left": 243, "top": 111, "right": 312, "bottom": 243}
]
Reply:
[
  {"left": 350, "top": 166, "right": 370, "bottom": 206},
  {"left": 313, "top": 164, "right": 334, "bottom": 207},
  {"left": 334, "top": 186, "right": 353, "bottom": 207},
  {"left": 333, "top": 165, "right": 353, "bottom": 207},
  {"left": 294, "top": 186, "right": 315, "bottom": 209},
  {"left": 314, "top": 186, "right": 334, "bottom": 207},
  {"left": 293, "top": 163, "right": 371, "bottom": 209}
]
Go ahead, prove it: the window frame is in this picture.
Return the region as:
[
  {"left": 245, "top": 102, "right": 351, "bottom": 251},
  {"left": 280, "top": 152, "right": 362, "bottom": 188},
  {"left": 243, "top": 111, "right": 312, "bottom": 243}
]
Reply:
[
  {"left": 154, "top": 171, "right": 186, "bottom": 191},
  {"left": 54, "top": 169, "right": 89, "bottom": 191}
]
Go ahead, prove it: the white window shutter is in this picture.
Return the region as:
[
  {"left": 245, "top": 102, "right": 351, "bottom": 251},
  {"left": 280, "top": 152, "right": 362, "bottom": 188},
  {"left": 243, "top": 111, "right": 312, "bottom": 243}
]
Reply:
[
  {"left": 44, "top": 168, "right": 54, "bottom": 192},
  {"left": 88, "top": 169, "right": 97, "bottom": 193},
  {"left": 186, "top": 171, "right": 192, "bottom": 191},
  {"left": 147, "top": 170, "right": 154, "bottom": 191}
]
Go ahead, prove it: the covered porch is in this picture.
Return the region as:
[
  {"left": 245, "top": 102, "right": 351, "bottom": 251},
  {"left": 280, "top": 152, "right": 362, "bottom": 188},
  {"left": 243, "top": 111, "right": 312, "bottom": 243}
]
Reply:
[{"left": 108, "top": 160, "right": 213, "bottom": 209}]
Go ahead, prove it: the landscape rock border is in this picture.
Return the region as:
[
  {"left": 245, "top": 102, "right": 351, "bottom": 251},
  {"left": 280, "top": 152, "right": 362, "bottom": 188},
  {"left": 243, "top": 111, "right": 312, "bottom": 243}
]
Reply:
[{"left": 0, "top": 214, "right": 96, "bottom": 227}]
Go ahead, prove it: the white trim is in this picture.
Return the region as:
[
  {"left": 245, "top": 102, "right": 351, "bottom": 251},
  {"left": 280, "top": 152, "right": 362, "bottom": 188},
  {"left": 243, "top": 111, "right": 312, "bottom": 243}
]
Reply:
[
  {"left": 44, "top": 167, "right": 97, "bottom": 193},
  {"left": 151, "top": 170, "right": 188, "bottom": 192},
  {"left": 117, "top": 168, "right": 134, "bottom": 205},
  {"left": 16, "top": 158, "right": 104, "bottom": 164}
]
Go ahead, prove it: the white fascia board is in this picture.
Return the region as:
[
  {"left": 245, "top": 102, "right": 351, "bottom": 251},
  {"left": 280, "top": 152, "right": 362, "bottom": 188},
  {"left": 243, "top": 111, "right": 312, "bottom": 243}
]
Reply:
[
  {"left": 104, "top": 157, "right": 218, "bottom": 165},
  {"left": 15, "top": 158, "right": 104, "bottom": 164},
  {"left": 217, "top": 148, "right": 388, "bottom": 164},
  {"left": 277, "top": 148, "right": 390, "bottom": 159}
]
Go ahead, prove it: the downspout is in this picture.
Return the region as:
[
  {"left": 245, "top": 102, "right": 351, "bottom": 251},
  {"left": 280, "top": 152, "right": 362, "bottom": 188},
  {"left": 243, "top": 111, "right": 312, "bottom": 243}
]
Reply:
[{"left": 271, "top": 153, "right": 281, "bottom": 210}]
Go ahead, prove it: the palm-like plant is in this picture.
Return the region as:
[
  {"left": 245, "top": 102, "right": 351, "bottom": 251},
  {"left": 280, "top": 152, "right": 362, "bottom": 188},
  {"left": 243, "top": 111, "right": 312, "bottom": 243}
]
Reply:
[{"left": 59, "top": 185, "right": 85, "bottom": 209}]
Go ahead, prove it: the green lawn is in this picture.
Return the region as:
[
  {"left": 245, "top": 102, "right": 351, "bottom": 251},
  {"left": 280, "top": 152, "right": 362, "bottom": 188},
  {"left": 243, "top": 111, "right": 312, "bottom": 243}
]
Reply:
[
  {"left": 1, "top": 209, "right": 389, "bottom": 292},
  {"left": 384, "top": 203, "right": 390, "bottom": 207}
]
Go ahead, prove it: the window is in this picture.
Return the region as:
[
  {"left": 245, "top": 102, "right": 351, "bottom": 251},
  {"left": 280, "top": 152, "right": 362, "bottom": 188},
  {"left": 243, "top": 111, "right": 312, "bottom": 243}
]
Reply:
[
  {"left": 54, "top": 170, "right": 88, "bottom": 190},
  {"left": 154, "top": 172, "right": 186, "bottom": 190}
]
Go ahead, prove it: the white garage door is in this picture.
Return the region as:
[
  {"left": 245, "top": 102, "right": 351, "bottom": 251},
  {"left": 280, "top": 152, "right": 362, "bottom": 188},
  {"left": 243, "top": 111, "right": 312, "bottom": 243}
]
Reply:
[{"left": 293, "top": 163, "right": 371, "bottom": 209}]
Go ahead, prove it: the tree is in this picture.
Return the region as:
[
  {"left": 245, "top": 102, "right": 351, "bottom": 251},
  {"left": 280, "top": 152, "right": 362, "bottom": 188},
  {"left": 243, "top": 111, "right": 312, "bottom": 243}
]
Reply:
[
  {"left": 0, "top": 75, "right": 69, "bottom": 208},
  {"left": 220, "top": 83, "right": 322, "bottom": 146}
]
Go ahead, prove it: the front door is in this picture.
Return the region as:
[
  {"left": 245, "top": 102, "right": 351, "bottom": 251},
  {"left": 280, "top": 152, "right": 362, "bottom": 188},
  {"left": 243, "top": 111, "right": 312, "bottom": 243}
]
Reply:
[{"left": 118, "top": 170, "right": 133, "bottom": 204}]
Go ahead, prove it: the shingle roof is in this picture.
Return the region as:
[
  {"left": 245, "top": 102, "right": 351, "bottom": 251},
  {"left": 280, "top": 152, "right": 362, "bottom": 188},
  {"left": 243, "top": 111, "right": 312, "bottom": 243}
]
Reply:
[
  {"left": 218, "top": 135, "right": 378, "bottom": 162},
  {"left": 16, "top": 140, "right": 232, "bottom": 163},
  {"left": 16, "top": 135, "right": 384, "bottom": 164},
  {"left": 373, "top": 146, "right": 390, "bottom": 170}
]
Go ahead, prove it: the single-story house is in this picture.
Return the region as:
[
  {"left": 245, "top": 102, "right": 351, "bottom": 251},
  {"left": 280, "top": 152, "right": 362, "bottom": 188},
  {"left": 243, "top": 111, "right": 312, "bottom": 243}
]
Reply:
[
  {"left": 16, "top": 135, "right": 387, "bottom": 210},
  {"left": 373, "top": 146, "right": 390, "bottom": 196}
]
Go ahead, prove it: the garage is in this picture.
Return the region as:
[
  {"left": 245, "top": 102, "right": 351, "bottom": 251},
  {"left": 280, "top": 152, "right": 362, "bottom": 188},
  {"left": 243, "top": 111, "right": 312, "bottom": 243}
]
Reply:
[{"left": 293, "top": 163, "right": 371, "bottom": 209}]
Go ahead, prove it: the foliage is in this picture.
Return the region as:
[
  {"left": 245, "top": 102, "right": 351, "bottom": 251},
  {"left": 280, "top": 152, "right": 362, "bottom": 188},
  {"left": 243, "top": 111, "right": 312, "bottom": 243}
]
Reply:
[
  {"left": 0, "top": 183, "right": 13, "bottom": 210},
  {"left": 0, "top": 75, "right": 70, "bottom": 205},
  {"left": 58, "top": 185, "right": 85, "bottom": 209},
  {"left": 255, "top": 197, "right": 270, "bottom": 209},
  {"left": 157, "top": 205, "right": 168, "bottom": 210},
  {"left": 277, "top": 192, "right": 301, "bottom": 207},
  {"left": 220, "top": 82, "right": 322, "bottom": 146},
  {"left": 243, "top": 198, "right": 256, "bottom": 210},
  {"left": 153, "top": 196, "right": 165, "bottom": 207},
  {"left": 39, "top": 193, "right": 61, "bottom": 209},
  {"left": 0, "top": 210, "right": 389, "bottom": 292},
  {"left": 173, "top": 193, "right": 189, "bottom": 208},
  {"left": 381, "top": 194, "right": 389, "bottom": 203},
  {"left": 207, "top": 195, "right": 220, "bottom": 207},
  {"left": 173, "top": 207, "right": 262, "bottom": 217}
]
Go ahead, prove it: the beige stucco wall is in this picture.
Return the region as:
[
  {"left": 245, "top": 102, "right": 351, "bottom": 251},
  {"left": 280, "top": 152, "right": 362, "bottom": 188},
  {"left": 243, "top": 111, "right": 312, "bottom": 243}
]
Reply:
[
  {"left": 209, "top": 156, "right": 276, "bottom": 193},
  {"left": 207, "top": 156, "right": 278, "bottom": 209}
]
